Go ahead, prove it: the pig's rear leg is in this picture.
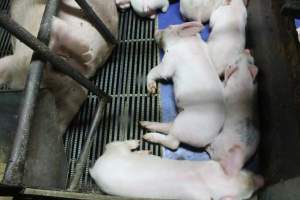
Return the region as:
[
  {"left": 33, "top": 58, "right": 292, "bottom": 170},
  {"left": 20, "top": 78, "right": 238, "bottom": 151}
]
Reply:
[
  {"left": 140, "top": 121, "right": 172, "bottom": 134},
  {"left": 51, "top": 17, "right": 92, "bottom": 63},
  {"left": 143, "top": 133, "right": 179, "bottom": 150}
]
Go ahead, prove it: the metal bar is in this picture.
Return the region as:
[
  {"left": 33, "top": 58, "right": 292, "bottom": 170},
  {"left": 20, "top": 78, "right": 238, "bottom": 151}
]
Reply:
[
  {"left": 3, "top": 0, "right": 60, "bottom": 185},
  {"left": 74, "top": 0, "right": 118, "bottom": 45},
  {"left": 68, "top": 99, "right": 107, "bottom": 191},
  {"left": 0, "top": 12, "right": 112, "bottom": 101}
]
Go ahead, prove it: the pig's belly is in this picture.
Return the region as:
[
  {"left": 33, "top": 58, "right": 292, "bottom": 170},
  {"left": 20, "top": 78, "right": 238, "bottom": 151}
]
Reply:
[
  {"left": 58, "top": 13, "right": 101, "bottom": 43},
  {"left": 173, "top": 82, "right": 223, "bottom": 109}
]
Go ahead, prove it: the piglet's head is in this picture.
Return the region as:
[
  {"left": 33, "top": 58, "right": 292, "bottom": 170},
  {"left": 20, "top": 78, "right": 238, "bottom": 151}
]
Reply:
[{"left": 155, "top": 21, "right": 203, "bottom": 49}]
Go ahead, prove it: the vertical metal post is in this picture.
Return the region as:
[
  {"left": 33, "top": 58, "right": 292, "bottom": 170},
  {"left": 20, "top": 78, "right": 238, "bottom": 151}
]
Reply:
[
  {"left": 68, "top": 99, "right": 107, "bottom": 191},
  {"left": 3, "top": 0, "right": 60, "bottom": 185}
]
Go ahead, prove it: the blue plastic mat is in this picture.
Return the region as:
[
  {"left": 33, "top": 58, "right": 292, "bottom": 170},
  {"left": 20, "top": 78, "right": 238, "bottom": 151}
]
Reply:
[
  {"left": 158, "top": 0, "right": 210, "bottom": 161},
  {"left": 295, "top": 19, "right": 300, "bottom": 27}
]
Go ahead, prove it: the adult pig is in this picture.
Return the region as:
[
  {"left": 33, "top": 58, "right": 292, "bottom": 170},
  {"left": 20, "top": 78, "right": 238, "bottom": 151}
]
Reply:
[
  {"left": 90, "top": 140, "right": 264, "bottom": 200},
  {"left": 140, "top": 22, "right": 225, "bottom": 150},
  {"left": 0, "top": 0, "right": 118, "bottom": 88},
  {"left": 0, "top": 0, "right": 118, "bottom": 133}
]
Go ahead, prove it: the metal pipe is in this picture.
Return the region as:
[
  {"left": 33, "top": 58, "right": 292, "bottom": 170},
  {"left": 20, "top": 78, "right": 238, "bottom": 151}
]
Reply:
[
  {"left": 0, "top": 12, "right": 112, "bottom": 101},
  {"left": 74, "top": 0, "right": 118, "bottom": 45},
  {"left": 67, "top": 99, "right": 107, "bottom": 191},
  {"left": 3, "top": 0, "right": 60, "bottom": 185}
]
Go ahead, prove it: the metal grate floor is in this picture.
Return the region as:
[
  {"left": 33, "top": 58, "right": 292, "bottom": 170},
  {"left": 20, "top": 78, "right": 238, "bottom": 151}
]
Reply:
[
  {"left": 63, "top": 10, "right": 161, "bottom": 191},
  {"left": 0, "top": 1, "right": 161, "bottom": 192}
]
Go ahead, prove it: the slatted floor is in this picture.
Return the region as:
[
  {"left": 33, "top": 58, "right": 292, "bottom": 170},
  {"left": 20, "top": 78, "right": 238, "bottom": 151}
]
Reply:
[
  {"left": 63, "top": 10, "right": 161, "bottom": 191},
  {"left": 0, "top": 1, "right": 161, "bottom": 192}
]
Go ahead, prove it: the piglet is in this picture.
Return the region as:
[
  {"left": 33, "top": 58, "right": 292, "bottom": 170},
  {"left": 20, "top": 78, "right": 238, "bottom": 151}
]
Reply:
[
  {"left": 90, "top": 140, "right": 264, "bottom": 200},
  {"left": 140, "top": 22, "right": 225, "bottom": 150},
  {"left": 207, "top": 0, "right": 248, "bottom": 76},
  {"left": 180, "top": 0, "right": 226, "bottom": 23},
  {"left": 115, "top": 0, "right": 169, "bottom": 19},
  {"left": 207, "top": 50, "right": 259, "bottom": 176}
]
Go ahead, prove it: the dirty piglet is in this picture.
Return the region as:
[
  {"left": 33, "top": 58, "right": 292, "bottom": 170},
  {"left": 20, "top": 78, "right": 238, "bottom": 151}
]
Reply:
[{"left": 90, "top": 140, "right": 264, "bottom": 200}]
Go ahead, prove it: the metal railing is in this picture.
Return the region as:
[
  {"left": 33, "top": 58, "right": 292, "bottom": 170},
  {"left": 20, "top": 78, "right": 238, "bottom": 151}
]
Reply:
[{"left": 0, "top": 0, "right": 117, "bottom": 191}]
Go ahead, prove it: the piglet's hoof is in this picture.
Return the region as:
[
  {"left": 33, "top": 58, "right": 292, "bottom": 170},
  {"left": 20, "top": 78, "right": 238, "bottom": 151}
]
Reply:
[{"left": 147, "top": 81, "right": 157, "bottom": 94}]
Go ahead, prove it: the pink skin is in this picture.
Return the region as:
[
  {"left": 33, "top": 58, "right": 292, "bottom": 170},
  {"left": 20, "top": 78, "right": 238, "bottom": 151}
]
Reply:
[
  {"left": 116, "top": 0, "right": 168, "bottom": 19},
  {"left": 90, "top": 140, "right": 264, "bottom": 200},
  {"left": 141, "top": 22, "right": 225, "bottom": 150},
  {"left": 207, "top": 52, "right": 259, "bottom": 175}
]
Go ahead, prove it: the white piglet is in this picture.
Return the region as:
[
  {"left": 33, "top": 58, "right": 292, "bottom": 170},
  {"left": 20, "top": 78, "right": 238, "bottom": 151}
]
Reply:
[
  {"left": 90, "top": 140, "right": 264, "bottom": 200},
  {"left": 180, "top": 0, "right": 226, "bottom": 23},
  {"left": 207, "top": 51, "right": 260, "bottom": 176},
  {"left": 207, "top": 0, "right": 248, "bottom": 76},
  {"left": 140, "top": 22, "right": 225, "bottom": 150},
  {"left": 115, "top": 0, "right": 169, "bottom": 19}
]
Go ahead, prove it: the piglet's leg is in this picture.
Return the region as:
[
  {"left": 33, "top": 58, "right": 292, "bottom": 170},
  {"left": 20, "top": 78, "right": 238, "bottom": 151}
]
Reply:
[
  {"left": 147, "top": 62, "right": 175, "bottom": 94},
  {"left": 51, "top": 17, "right": 92, "bottom": 63},
  {"left": 143, "top": 133, "right": 180, "bottom": 150},
  {"left": 140, "top": 121, "right": 172, "bottom": 134}
]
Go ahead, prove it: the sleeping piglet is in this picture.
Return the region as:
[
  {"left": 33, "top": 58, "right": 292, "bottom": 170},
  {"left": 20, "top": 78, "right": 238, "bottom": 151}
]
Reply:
[
  {"left": 140, "top": 22, "right": 225, "bottom": 150},
  {"left": 90, "top": 140, "right": 264, "bottom": 200},
  {"left": 207, "top": 50, "right": 259, "bottom": 176},
  {"left": 115, "top": 0, "right": 169, "bottom": 19},
  {"left": 207, "top": 0, "right": 248, "bottom": 76},
  {"left": 180, "top": 0, "right": 226, "bottom": 23}
]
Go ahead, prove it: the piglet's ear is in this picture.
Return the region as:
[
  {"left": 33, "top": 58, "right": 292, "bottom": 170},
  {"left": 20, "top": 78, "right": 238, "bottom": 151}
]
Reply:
[
  {"left": 177, "top": 21, "right": 203, "bottom": 37},
  {"left": 224, "top": 65, "right": 238, "bottom": 83},
  {"left": 220, "top": 145, "right": 244, "bottom": 177},
  {"left": 248, "top": 65, "right": 258, "bottom": 81}
]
